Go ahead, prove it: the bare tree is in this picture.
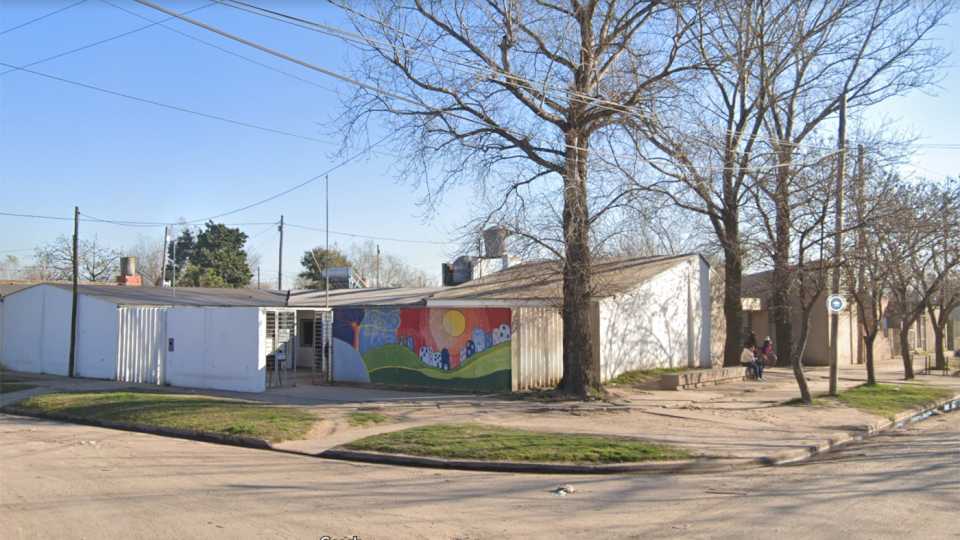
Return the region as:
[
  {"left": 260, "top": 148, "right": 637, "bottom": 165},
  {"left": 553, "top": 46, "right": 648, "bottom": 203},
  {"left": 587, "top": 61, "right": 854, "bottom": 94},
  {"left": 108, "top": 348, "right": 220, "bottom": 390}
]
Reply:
[
  {"left": 349, "top": 241, "right": 432, "bottom": 288},
  {"left": 881, "top": 180, "right": 960, "bottom": 379},
  {"left": 627, "top": 0, "right": 805, "bottom": 368},
  {"left": 758, "top": 0, "right": 952, "bottom": 372},
  {"left": 333, "top": 0, "right": 696, "bottom": 396},
  {"left": 126, "top": 235, "right": 166, "bottom": 286},
  {"left": 0, "top": 255, "right": 22, "bottom": 280},
  {"left": 924, "top": 177, "right": 960, "bottom": 370},
  {"left": 33, "top": 236, "right": 119, "bottom": 282}
]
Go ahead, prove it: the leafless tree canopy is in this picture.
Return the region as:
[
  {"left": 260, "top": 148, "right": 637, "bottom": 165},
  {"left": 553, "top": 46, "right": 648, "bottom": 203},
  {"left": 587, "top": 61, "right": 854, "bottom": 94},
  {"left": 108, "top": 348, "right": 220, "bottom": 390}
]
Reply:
[{"left": 32, "top": 236, "right": 120, "bottom": 283}]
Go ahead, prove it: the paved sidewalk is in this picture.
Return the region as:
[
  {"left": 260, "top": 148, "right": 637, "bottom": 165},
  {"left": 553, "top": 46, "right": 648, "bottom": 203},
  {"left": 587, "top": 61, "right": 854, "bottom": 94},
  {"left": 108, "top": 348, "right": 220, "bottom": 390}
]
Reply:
[{"left": 3, "top": 361, "right": 959, "bottom": 464}]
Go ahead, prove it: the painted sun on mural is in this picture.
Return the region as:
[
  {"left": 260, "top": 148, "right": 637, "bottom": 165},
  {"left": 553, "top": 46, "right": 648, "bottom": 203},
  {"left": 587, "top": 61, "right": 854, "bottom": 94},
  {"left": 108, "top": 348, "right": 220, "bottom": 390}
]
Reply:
[{"left": 331, "top": 307, "right": 512, "bottom": 392}]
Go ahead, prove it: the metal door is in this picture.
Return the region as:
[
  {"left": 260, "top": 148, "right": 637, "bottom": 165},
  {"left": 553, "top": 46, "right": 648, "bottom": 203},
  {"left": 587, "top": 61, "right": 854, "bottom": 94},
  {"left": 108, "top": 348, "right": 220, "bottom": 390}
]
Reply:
[{"left": 116, "top": 306, "right": 168, "bottom": 385}]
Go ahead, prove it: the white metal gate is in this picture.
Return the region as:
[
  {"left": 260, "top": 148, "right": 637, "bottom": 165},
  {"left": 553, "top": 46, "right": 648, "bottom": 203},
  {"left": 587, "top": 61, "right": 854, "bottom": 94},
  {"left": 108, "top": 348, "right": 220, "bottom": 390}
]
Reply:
[
  {"left": 313, "top": 309, "right": 334, "bottom": 383},
  {"left": 116, "top": 306, "right": 168, "bottom": 385},
  {"left": 264, "top": 309, "right": 297, "bottom": 387}
]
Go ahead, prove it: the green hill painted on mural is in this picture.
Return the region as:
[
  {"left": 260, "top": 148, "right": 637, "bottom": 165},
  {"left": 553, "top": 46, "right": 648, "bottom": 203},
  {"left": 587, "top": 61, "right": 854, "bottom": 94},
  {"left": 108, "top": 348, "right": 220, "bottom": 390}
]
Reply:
[
  {"left": 361, "top": 344, "right": 425, "bottom": 372},
  {"left": 362, "top": 342, "right": 512, "bottom": 392}
]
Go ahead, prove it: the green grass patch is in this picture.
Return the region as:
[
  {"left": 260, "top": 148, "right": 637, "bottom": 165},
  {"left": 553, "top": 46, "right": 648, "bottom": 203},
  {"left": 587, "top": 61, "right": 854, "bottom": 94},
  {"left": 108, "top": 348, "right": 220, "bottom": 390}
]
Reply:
[
  {"left": 0, "top": 382, "right": 36, "bottom": 394},
  {"left": 344, "top": 423, "right": 691, "bottom": 464},
  {"left": 608, "top": 367, "right": 687, "bottom": 386},
  {"left": 835, "top": 384, "right": 953, "bottom": 419},
  {"left": 16, "top": 391, "right": 317, "bottom": 443},
  {"left": 347, "top": 411, "right": 390, "bottom": 427}
]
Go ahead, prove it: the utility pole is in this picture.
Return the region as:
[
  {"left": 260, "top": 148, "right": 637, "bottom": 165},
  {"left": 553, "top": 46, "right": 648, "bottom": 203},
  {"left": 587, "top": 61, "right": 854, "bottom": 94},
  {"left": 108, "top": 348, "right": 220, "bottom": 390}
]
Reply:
[
  {"left": 376, "top": 244, "right": 380, "bottom": 288},
  {"left": 325, "top": 175, "right": 330, "bottom": 307},
  {"left": 160, "top": 225, "right": 170, "bottom": 287},
  {"left": 829, "top": 93, "right": 847, "bottom": 396},
  {"left": 171, "top": 226, "right": 177, "bottom": 290},
  {"left": 277, "top": 215, "right": 284, "bottom": 290},
  {"left": 68, "top": 206, "right": 79, "bottom": 378},
  {"left": 855, "top": 144, "right": 866, "bottom": 365},
  {"left": 257, "top": 265, "right": 261, "bottom": 289}
]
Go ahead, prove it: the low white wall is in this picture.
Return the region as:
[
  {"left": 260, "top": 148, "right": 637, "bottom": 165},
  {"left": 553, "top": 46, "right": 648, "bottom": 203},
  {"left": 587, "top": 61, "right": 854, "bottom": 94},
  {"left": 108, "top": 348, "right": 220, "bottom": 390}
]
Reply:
[
  {"left": 0, "top": 285, "right": 71, "bottom": 375},
  {"left": 598, "top": 257, "right": 711, "bottom": 381},
  {"left": 164, "top": 306, "right": 265, "bottom": 393}
]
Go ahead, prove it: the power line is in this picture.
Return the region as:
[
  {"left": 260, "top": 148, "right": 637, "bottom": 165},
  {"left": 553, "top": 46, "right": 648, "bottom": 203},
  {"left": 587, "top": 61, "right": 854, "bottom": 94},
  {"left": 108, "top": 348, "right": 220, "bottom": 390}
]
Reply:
[
  {"left": 221, "top": 0, "right": 851, "bottom": 155},
  {"left": 136, "top": 0, "right": 848, "bottom": 171},
  {"left": 0, "top": 0, "right": 87, "bottom": 37},
  {"left": 285, "top": 222, "right": 453, "bottom": 245},
  {"left": 99, "top": 0, "right": 337, "bottom": 93},
  {"left": 0, "top": 60, "right": 326, "bottom": 144},
  {"left": 0, "top": 3, "right": 215, "bottom": 77}
]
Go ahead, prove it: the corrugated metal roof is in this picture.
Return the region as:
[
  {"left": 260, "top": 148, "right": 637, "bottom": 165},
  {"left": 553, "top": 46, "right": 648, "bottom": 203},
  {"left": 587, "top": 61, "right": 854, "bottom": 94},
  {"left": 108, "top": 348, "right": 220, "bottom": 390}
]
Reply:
[
  {"left": 45, "top": 283, "right": 290, "bottom": 307},
  {"left": 0, "top": 281, "right": 41, "bottom": 299},
  {"left": 3, "top": 255, "right": 701, "bottom": 307},
  {"left": 430, "top": 254, "right": 696, "bottom": 302},
  {"left": 287, "top": 287, "right": 440, "bottom": 307}
]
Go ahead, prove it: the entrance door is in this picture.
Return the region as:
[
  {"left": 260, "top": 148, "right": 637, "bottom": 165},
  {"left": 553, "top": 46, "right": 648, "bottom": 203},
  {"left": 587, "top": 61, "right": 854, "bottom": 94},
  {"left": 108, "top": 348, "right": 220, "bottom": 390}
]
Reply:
[{"left": 116, "top": 306, "right": 167, "bottom": 385}]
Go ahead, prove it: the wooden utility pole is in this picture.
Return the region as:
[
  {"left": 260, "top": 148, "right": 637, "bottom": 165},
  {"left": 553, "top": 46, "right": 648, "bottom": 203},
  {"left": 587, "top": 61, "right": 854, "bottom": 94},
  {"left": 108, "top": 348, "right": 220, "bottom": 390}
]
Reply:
[
  {"left": 160, "top": 225, "right": 169, "bottom": 286},
  {"left": 855, "top": 144, "right": 866, "bottom": 365},
  {"left": 257, "top": 265, "right": 261, "bottom": 289},
  {"left": 277, "top": 215, "right": 284, "bottom": 290},
  {"left": 829, "top": 94, "right": 847, "bottom": 396},
  {"left": 376, "top": 244, "right": 380, "bottom": 288},
  {"left": 68, "top": 206, "right": 79, "bottom": 378}
]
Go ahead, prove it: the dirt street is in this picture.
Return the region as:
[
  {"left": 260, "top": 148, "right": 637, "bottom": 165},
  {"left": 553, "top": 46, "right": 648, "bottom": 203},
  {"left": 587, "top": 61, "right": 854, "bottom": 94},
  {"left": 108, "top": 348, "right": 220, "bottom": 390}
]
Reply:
[{"left": 2, "top": 411, "right": 958, "bottom": 539}]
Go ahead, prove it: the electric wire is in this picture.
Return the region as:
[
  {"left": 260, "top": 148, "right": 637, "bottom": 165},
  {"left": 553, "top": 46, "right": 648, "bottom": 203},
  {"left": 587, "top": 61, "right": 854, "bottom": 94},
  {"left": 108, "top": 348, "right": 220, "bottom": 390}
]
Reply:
[{"left": 0, "top": 0, "right": 87, "bottom": 37}]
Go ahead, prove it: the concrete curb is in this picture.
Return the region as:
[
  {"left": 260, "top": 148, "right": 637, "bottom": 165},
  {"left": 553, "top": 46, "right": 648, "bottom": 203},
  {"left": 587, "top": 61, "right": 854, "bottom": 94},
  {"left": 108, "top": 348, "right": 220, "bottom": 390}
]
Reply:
[
  {"left": 0, "top": 406, "right": 272, "bottom": 450},
  {"left": 318, "top": 448, "right": 767, "bottom": 475}
]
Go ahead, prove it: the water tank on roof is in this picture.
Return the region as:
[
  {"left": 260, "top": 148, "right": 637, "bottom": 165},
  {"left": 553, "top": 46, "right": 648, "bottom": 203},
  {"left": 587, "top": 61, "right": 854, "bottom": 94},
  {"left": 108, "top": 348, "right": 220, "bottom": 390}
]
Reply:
[
  {"left": 120, "top": 256, "right": 137, "bottom": 276},
  {"left": 483, "top": 226, "right": 508, "bottom": 258}
]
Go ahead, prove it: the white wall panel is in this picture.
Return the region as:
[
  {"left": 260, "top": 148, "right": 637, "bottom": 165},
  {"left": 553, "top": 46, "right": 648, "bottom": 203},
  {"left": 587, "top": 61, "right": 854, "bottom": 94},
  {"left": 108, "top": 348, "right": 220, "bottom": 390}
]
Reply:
[
  {"left": 0, "top": 285, "right": 71, "bottom": 375},
  {"left": 165, "top": 307, "right": 265, "bottom": 393},
  {"left": 77, "top": 295, "right": 120, "bottom": 380},
  {"left": 598, "top": 257, "right": 713, "bottom": 381}
]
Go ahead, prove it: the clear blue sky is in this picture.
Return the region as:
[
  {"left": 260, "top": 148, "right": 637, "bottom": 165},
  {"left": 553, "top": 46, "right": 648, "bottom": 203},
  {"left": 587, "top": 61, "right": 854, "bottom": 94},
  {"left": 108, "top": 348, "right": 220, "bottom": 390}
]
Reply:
[{"left": 1, "top": 1, "right": 958, "bottom": 284}]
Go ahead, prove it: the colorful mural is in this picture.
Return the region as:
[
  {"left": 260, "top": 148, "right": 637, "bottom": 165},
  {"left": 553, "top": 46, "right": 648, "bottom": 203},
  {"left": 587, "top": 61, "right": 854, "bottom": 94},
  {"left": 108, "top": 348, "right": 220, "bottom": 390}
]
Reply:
[{"left": 331, "top": 307, "right": 512, "bottom": 392}]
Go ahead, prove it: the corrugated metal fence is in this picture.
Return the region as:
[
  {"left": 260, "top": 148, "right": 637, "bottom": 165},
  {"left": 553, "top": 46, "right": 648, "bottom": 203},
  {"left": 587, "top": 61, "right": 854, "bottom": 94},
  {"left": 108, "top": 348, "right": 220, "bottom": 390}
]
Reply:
[
  {"left": 117, "top": 306, "right": 167, "bottom": 385},
  {"left": 511, "top": 306, "right": 563, "bottom": 391}
]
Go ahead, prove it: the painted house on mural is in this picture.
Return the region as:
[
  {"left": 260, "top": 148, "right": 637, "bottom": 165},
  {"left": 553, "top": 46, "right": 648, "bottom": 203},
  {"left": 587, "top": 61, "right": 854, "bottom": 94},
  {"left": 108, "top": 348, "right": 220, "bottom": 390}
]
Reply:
[{"left": 0, "top": 254, "right": 715, "bottom": 395}]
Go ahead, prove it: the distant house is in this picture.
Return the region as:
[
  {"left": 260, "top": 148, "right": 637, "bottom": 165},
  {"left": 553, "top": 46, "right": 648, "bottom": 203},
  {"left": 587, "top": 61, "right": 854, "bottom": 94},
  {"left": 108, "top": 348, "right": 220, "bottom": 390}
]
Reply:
[
  {"left": 741, "top": 270, "right": 956, "bottom": 366},
  {"left": 0, "top": 254, "right": 717, "bottom": 394}
]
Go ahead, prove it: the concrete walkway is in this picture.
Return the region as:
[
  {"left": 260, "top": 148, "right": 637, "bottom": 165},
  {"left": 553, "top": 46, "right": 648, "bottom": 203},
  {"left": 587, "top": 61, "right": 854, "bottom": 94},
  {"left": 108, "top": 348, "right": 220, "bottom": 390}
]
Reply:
[{"left": 3, "top": 360, "right": 959, "bottom": 463}]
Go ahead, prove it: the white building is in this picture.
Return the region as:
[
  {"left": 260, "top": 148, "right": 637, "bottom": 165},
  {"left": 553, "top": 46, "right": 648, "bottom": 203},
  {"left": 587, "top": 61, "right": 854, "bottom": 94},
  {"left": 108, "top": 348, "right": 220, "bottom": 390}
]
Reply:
[{"left": 0, "top": 254, "right": 716, "bottom": 394}]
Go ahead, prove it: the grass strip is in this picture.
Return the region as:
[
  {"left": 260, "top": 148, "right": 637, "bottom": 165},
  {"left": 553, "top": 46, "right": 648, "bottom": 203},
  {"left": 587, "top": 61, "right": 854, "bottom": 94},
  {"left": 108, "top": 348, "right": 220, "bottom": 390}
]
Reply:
[
  {"left": 835, "top": 383, "right": 954, "bottom": 420},
  {"left": 16, "top": 391, "right": 316, "bottom": 443},
  {"left": 344, "top": 423, "right": 691, "bottom": 464},
  {"left": 347, "top": 411, "right": 390, "bottom": 427}
]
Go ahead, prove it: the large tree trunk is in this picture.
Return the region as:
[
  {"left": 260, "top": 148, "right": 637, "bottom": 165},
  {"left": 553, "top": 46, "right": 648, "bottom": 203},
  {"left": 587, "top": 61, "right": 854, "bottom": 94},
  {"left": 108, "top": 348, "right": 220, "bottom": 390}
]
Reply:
[
  {"left": 863, "top": 332, "right": 877, "bottom": 386},
  {"left": 722, "top": 241, "right": 744, "bottom": 367},
  {"left": 559, "top": 130, "right": 598, "bottom": 398},
  {"left": 898, "top": 324, "right": 915, "bottom": 380},
  {"left": 933, "top": 323, "right": 946, "bottom": 371},
  {"left": 771, "top": 169, "right": 793, "bottom": 368}
]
